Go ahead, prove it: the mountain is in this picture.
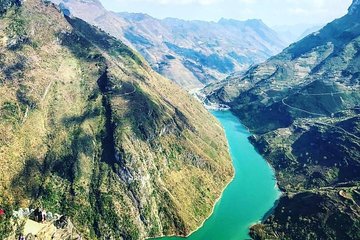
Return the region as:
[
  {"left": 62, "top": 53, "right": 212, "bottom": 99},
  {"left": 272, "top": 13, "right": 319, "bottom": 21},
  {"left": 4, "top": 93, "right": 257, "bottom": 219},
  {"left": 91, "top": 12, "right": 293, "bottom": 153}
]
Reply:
[
  {"left": 0, "top": 0, "right": 233, "bottom": 239},
  {"left": 297, "top": 25, "right": 324, "bottom": 41},
  {"left": 204, "top": 0, "right": 360, "bottom": 239},
  {"left": 51, "top": 0, "right": 286, "bottom": 90},
  {"left": 273, "top": 23, "right": 324, "bottom": 45}
]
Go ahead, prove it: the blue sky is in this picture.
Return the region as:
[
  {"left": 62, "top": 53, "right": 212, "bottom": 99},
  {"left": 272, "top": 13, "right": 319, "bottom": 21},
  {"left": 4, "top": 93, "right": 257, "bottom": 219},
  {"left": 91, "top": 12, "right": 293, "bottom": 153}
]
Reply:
[{"left": 100, "top": 0, "right": 352, "bottom": 26}]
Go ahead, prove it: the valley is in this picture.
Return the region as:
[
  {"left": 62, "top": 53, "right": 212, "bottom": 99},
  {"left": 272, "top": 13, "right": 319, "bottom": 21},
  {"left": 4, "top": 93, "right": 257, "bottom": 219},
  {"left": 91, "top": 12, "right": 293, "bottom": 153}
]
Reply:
[
  {"left": 153, "top": 111, "right": 280, "bottom": 240},
  {"left": 204, "top": 0, "right": 360, "bottom": 239},
  {"left": 1, "top": 0, "right": 359, "bottom": 239},
  {"left": 51, "top": 0, "right": 286, "bottom": 90}
]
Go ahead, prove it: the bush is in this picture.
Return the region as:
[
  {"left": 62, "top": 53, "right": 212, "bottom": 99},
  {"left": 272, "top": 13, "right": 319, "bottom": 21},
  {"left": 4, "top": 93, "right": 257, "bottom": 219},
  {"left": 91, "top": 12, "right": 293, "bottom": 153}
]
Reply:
[
  {"left": 16, "top": 85, "right": 37, "bottom": 109},
  {"left": 1, "top": 101, "right": 20, "bottom": 123},
  {"left": 0, "top": 0, "right": 20, "bottom": 17},
  {"left": 0, "top": 203, "right": 14, "bottom": 239},
  {"left": 6, "top": 10, "right": 27, "bottom": 37}
]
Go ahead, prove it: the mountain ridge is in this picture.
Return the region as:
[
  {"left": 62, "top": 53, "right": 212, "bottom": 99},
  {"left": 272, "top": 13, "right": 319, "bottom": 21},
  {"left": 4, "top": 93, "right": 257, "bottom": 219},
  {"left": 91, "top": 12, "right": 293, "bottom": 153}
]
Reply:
[
  {"left": 0, "top": 0, "right": 233, "bottom": 238},
  {"left": 51, "top": 0, "right": 286, "bottom": 90},
  {"left": 204, "top": 0, "right": 360, "bottom": 239}
]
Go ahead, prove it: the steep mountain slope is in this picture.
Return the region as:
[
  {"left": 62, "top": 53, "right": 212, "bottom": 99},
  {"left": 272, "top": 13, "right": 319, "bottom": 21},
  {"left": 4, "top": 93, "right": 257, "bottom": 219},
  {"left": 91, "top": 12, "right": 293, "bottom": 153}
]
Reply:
[
  {"left": 204, "top": 0, "right": 360, "bottom": 239},
  {"left": 51, "top": 0, "right": 286, "bottom": 90},
  {"left": 0, "top": 0, "right": 233, "bottom": 239}
]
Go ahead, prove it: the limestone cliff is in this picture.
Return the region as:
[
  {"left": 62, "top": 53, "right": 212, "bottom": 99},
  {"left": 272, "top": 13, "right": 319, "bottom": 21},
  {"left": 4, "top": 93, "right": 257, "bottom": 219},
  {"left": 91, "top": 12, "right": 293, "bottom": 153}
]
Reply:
[{"left": 0, "top": 1, "right": 233, "bottom": 239}]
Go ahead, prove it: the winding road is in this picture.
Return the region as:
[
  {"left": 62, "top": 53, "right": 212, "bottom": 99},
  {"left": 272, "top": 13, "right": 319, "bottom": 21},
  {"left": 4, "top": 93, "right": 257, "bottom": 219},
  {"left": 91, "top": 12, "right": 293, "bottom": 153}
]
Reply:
[
  {"left": 281, "top": 89, "right": 360, "bottom": 140},
  {"left": 281, "top": 97, "right": 327, "bottom": 117}
]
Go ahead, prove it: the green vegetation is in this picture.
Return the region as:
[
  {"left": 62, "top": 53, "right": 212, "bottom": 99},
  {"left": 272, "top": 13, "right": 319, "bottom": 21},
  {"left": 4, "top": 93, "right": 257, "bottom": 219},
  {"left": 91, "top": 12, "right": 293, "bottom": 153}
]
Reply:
[
  {"left": 0, "top": 0, "right": 233, "bottom": 239},
  {"left": 0, "top": 203, "right": 13, "bottom": 239},
  {"left": 0, "top": 101, "right": 21, "bottom": 124},
  {"left": 5, "top": 9, "right": 26, "bottom": 38},
  {"left": 204, "top": 0, "right": 360, "bottom": 238},
  {"left": 0, "top": 0, "right": 20, "bottom": 16}
]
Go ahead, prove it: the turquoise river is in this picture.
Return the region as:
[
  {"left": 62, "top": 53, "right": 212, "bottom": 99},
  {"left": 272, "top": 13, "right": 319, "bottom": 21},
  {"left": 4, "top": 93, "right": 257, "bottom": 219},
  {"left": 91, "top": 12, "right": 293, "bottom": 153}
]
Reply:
[{"left": 155, "top": 111, "right": 281, "bottom": 240}]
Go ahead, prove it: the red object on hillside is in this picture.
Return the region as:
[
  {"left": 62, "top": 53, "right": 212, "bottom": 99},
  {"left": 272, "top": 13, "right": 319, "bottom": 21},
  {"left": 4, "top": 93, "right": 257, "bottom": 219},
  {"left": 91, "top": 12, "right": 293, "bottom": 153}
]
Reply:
[{"left": 0, "top": 209, "right": 5, "bottom": 216}]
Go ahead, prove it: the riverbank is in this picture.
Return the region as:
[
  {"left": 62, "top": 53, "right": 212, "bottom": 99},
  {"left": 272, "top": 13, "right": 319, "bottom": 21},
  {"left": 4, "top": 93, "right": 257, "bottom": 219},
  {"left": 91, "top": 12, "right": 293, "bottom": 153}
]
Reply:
[
  {"left": 153, "top": 111, "right": 281, "bottom": 240},
  {"left": 148, "top": 173, "right": 235, "bottom": 240},
  {"left": 192, "top": 89, "right": 231, "bottom": 111}
]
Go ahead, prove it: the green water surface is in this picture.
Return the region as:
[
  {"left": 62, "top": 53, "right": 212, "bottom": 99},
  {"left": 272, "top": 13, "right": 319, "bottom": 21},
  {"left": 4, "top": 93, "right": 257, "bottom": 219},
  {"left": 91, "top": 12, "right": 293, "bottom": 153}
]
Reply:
[{"left": 154, "top": 111, "right": 281, "bottom": 240}]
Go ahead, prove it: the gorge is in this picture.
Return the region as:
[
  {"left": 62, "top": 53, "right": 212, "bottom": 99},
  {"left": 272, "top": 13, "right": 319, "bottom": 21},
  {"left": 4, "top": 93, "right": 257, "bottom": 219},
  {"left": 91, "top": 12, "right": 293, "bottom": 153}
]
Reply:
[
  {"left": 1, "top": 0, "right": 359, "bottom": 239},
  {"left": 154, "top": 111, "right": 280, "bottom": 240}
]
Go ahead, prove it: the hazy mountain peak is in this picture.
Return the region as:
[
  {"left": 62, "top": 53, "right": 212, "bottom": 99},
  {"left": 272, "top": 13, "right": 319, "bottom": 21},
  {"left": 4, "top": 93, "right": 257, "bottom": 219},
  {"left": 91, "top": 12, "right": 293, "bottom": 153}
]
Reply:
[
  {"left": 51, "top": 0, "right": 285, "bottom": 90},
  {"left": 218, "top": 18, "right": 263, "bottom": 26},
  {"left": 68, "top": 0, "right": 102, "bottom": 6},
  {"left": 117, "top": 12, "right": 154, "bottom": 21},
  {"left": 349, "top": 0, "right": 360, "bottom": 14},
  {"left": 162, "top": 17, "right": 211, "bottom": 24},
  {"left": 244, "top": 19, "right": 267, "bottom": 28},
  {"left": 218, "top": 18, "right": 239, "bottom": 24},
  {"left": 245, "top": 18, "right": 264, "bottom": 24},
  {"left": 217, "top": 18, "right": 272, "bottom": 34}
]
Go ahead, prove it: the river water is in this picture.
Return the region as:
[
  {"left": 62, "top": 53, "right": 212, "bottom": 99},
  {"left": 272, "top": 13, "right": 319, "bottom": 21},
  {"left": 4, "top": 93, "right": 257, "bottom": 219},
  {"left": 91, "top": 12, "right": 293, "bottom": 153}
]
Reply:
[{"left": 155, "top": 111, "right": 280, "bottom": 240}]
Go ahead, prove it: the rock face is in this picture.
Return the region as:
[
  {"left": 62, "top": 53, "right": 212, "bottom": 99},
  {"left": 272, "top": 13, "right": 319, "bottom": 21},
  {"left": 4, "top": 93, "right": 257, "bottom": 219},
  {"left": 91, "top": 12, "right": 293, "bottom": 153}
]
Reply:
[
  {"left": 51, "top": 0, "right": 286, "bottom": 90},
  {"left": 0, "top": 0, "right": 233, "bottom": 239},
  {"left": 205, "top": 0, "right": 360, "bottom": 239}
]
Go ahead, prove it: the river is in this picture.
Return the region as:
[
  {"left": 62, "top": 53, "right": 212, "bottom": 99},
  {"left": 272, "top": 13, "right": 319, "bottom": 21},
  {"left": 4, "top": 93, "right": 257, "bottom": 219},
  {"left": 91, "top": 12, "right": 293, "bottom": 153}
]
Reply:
[{"left": 154, "top": 111, "right": 281, "bottom": 240}]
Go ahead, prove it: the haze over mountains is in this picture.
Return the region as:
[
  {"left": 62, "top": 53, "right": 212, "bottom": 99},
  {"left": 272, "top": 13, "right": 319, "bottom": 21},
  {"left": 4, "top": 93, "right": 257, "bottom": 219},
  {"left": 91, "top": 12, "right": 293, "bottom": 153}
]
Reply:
[
  {"left": 52, "top": 0, "right": 286, "bottom": 90},
  {"left": 273, "top": 24, "right": 325, "bottom": 45},
  {"left": 205, "top": 0, "right": 360, "bottom": 238}
]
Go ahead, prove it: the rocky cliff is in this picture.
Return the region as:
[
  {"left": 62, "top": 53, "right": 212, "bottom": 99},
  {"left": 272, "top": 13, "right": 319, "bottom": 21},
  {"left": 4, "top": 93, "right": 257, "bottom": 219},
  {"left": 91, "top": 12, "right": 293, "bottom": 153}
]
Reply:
[{"left": 0, "top": 0, "right": 233, "bottom": 239}]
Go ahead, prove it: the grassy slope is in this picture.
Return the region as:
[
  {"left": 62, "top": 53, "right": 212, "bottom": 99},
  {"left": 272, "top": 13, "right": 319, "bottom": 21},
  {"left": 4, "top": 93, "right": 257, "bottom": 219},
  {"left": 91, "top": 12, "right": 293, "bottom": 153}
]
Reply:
[{"left": 0, "top": 1, "right": 233, "bottom": 239}]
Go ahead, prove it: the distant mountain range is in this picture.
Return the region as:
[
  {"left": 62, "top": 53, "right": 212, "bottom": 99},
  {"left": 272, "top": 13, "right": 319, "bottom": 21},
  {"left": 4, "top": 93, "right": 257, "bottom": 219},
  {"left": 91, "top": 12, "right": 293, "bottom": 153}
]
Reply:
[
  {"left": 51, "top": 0, "right": 286, "bottom": 90},
  {"left": 205, "top": 0, "right": 360, "bottom": 238},
  {"left": 273, "top": 24, "right": 325, "bottom": 45}
]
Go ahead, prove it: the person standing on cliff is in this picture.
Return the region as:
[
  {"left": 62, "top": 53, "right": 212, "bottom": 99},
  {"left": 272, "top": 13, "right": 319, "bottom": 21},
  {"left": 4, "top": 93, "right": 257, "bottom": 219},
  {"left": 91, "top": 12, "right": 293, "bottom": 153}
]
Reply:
[
  {"left": 33, "top": 208, "right": 40, "bottom": 222},
  {"left": 0, "top": 208, "right": 5, "bottom": 217},
  {"left": 41, "top": 209, "right": 46, "bottom": 223}
]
